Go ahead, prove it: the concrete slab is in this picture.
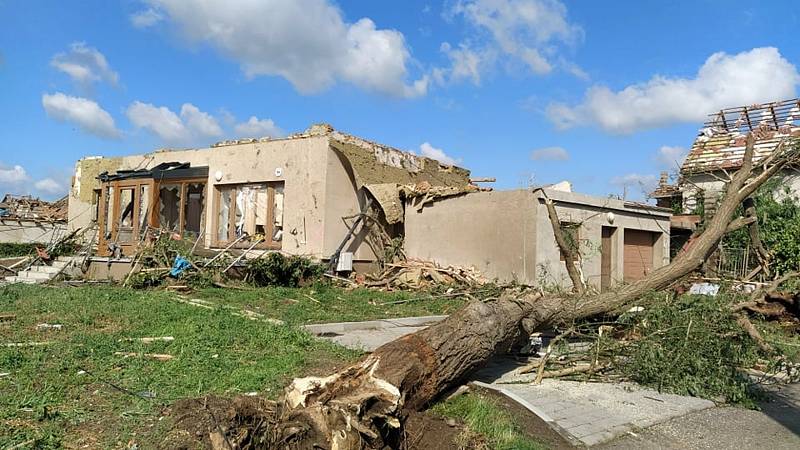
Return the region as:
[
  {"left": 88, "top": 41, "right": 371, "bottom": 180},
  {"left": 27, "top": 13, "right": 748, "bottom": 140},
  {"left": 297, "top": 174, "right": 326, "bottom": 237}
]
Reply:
[
  {"left": 471, "top": 357, "right": 715, "bottom": 447},
  {"left": 596, "top": 383, "right": 800, "bottom": 449},
  {"left": 302, "top": 315, "right": 446, "bottom": 351}
]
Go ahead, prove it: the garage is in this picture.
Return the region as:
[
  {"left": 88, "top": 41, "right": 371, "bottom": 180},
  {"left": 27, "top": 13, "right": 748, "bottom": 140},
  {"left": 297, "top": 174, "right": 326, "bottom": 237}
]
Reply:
[{"left": 623, "top": 229, "right": 657, "bottom": 282}]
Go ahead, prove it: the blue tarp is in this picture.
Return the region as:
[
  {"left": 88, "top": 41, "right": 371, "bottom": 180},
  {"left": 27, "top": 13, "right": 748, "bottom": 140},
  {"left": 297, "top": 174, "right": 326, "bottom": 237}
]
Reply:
[{"left": 169, "top": 255, "right": 192, "bottom": 277}]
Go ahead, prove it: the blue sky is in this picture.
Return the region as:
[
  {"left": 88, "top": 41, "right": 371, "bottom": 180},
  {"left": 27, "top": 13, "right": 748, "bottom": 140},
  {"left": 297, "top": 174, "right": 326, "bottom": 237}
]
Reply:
[{"left": 2, "top": 0, "right": 800, "bottom": 200}]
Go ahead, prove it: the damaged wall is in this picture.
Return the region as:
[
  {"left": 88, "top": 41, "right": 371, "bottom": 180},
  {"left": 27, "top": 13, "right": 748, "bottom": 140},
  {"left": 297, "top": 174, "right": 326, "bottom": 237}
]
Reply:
[
  {"left": 69, "top": 136, "right": 336, "bottom": 259},
  {"left": 404, "top": 190, "right": 538, "bottom": 284}
]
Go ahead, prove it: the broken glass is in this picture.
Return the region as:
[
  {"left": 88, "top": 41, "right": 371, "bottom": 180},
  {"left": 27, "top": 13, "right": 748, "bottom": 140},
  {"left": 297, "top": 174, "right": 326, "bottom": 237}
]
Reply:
[
  {"left": 184, "top": 182, "right": 205, "bottom": 237},
  {"left": 218, "top": 188, "right": 231, "bottom": 242},
  {"left": 159, "top": 184, "right": 181, "bottom": 232}
]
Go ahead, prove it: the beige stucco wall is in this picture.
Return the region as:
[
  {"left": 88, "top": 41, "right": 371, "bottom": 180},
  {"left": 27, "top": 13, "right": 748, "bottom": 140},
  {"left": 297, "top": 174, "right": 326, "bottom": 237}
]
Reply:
[
  {"left": 68, "top": 136, "right": 374, "bottom": 260},
  {"left": 322, "top": 149, "right": 377, "bottom": 261},
  {"left": 404, "top": 188, "right": 670, "bottom": 288},
  {"left": 404, "top": 190, "right": 538, "bottom": 284},
  {"left": 533, "top": 190, "right": 670, "bottom": 289}
]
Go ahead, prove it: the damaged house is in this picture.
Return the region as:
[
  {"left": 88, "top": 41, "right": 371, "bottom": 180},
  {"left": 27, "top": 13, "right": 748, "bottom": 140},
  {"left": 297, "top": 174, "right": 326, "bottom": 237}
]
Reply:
[
  {"left": 68, "top": 124, "right": 479, "bottom": 279},
  {"left": 404, "top": 186, "right": 671, "bottom": 290},
  {"left": 652, "top": 98, "right": 800, "bottom": 254},
  {"left": 68, "top": 123, "right": 670, "bottom": 288},
  {"left": 0, "top": 194, "right": 68, "bottom": 244}
]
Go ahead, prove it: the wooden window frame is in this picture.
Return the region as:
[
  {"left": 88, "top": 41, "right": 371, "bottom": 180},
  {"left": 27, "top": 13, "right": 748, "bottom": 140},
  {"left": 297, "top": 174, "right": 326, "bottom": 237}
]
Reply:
[
  {"left": 211, "top": 182, "right": 283, "bottom": 250},
  {"left": 153, "top": 177, "right": 207, "bottom": 235},
  {"left": 97, "top": 179, "right": 156, "bottom": 257}
]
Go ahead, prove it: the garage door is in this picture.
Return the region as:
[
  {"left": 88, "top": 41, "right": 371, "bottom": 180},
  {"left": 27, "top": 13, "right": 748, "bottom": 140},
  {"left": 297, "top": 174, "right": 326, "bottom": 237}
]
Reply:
[{"left": 623, "top": 229, "right": 656, "bottom": 282}]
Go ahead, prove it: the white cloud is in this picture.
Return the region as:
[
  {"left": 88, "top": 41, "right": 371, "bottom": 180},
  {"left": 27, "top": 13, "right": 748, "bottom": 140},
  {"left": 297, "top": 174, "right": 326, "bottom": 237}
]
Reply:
[
  {"left": 126, "top": 101, "right": 222, "bottom": 144},
  {"left": 0, "top": 164, "right": 28, "bottom": 184},
  {"left": 130, "top": 8, "right": 163, "bottom": 28},
  {"left": 50, "top": 42, "right": 119, "bottom": 87},
  {"left": 547, "top": 47, "right": 800, "bottom": 134},
  {"left": 531, "top": 146, "right": 569, "bottom": 161},
  {"left": 42, "top": 92, "right": 120, "bottom": 139},
  {"left": 435, "top": 42, "right": 491, "bottom": 85},
  {"left": 655, "top": 146, "right": 688, "bottom": 169},
  {"left": 34, "top": 178, "right": 64, "bottom": 195},
  {"left": 141, "top": 0, "right": 427, "bottom": 98},
  {"left": 180, "top": 104, "right": 223, "bottom": 137},
  {"left": 611, "top": 173, "right": 658, "bottom": 198},
  {"left": 419, "top": 142, "right": 461, "bottom": 166},
  {"left": 234, "top": 116, "right": 284, "bottom": 138},
  {"left": 442, "top": 0, "right": 583, "bottom": 82}
]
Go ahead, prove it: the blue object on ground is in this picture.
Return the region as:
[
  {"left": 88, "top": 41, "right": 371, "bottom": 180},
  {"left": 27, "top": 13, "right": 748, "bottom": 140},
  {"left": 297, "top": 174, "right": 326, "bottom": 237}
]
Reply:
[{"left": 170, "top": 255, "right": 192, "bottom": 277}]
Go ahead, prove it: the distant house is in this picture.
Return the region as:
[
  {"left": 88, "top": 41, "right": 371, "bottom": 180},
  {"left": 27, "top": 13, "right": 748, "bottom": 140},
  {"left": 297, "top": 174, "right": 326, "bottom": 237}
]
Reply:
[
  {"left": 654, "top": 98, "right": 800, "bottom": 215},
  {"left": 0, "top": 194, "right": 67, "bottom": 244},
  {"left": 651, "top": 98, "right": 800, "bottom": 253}
]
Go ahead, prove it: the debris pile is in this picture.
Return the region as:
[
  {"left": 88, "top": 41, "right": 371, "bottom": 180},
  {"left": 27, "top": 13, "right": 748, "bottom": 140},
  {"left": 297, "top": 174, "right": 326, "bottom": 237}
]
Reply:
[
  {"left": 0, "top": 194, "right": 67, "bottom": 222},
  {"left": 363, "top": 259, "right": 485, "bottom": 290},
  {"left": 516, "top": 280, "right": 800, "bottom": 406}
]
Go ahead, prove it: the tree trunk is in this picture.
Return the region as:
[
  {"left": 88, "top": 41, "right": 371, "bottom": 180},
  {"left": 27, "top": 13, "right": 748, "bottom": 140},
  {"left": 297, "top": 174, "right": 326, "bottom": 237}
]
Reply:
[
  {"left": 743, "top": 197, "right": 772, "bottom": 277},
  {"left": 537, "top": 189, "right": 585, "bottom": 294},
  {"left": 270, "top": 134, "right": 796, "bottom": 450}
]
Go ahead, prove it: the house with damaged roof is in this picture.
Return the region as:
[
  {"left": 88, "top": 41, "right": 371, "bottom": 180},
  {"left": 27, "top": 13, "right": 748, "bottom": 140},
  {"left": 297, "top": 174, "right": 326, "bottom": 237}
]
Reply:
[
  {"left": 67, "top": 123, "right": 670, "bottom": 288},
  {"left": 68, "top": 124, "right": 483, "bottom": 278},
  {"left": 651, "top": 98, "right": 800, "bottom": 253}
]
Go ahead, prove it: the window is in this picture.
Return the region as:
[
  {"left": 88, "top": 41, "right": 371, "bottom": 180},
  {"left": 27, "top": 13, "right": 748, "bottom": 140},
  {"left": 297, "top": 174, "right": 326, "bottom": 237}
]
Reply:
[
  {"left": 215, "top": 182, "right": 284, "bottom": 249},
  {"left": 156, "top": 180, "right": 206, "bottom": 238},
  {"left": 559, "top": 221, "right": 581, "bottom": 261}
]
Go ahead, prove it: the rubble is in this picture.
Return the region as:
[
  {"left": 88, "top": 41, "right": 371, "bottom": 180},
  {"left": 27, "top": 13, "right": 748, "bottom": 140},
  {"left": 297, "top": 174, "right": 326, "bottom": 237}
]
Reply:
[
  {"left": 363, "top": 259, "right": 486, "bottom": 290},
  {"left": 0, "top": 194, "right": 67, "bottom": 222}
]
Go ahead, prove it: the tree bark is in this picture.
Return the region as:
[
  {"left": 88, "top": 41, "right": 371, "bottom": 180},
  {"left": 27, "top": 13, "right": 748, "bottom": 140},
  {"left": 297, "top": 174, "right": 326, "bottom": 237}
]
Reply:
[
  {"left": 537, "top": 190, "right": 586, "bottom": 294},
  {"left": 743, "top": 197, "right": 772, "bottom": 277},
  {"left": 270, "top": 134, "right": 796, "bottom": 450}
]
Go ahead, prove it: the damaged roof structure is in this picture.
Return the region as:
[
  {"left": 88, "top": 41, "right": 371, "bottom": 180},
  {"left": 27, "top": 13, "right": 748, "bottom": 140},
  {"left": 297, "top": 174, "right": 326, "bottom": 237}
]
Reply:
[
  {"left": 0, "top": 194, "right": 68, "bottom": 245},
  {"left": 653, "top": 98, "right": 800, "bottom": 218}
]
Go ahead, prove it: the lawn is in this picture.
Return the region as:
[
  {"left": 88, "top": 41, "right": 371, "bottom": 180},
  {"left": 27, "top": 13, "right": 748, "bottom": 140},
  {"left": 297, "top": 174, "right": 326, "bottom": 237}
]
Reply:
[{"left": 0, "top": 283, "right": 465, "bottom": 448}]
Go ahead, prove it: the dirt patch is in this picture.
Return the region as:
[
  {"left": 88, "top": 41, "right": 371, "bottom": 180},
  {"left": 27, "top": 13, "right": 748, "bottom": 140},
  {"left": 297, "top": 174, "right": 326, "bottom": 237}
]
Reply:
[
  {"left": 475, "top": 386, "right": 576, "bottom": 449},
  {"left": 160, "top": 395, "right": 277, "bottom": 449},
  {"left": 403, "top": 412, "right": 464, "bottom": 450}
]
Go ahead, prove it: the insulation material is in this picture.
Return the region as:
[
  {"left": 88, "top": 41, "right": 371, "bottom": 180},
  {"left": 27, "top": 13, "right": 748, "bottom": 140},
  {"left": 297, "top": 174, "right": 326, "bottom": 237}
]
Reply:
[
  {"left": 364, "top": 184, "right": 403, "bottom": 224},
  {"left": 255, "top": 188, "right": 268, "bottom": 226},
  {"left": 218, "top": 190, "right": 231, "bottom": 241}
]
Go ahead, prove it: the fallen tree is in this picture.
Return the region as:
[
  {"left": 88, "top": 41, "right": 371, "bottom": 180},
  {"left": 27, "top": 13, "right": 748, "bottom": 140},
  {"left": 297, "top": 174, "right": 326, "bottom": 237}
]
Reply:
[{"left": 180, "top": 134, "right": 797, "bottom": 449}]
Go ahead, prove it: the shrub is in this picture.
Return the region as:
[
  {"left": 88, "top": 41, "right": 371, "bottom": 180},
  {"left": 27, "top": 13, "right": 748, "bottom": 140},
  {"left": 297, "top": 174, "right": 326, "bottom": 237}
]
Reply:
[
  {"left": 244, "top": 253, "right": 325, "bottom": 287},
  {"left": 0, "top": 242, "right": 41, "bottom": 257}
]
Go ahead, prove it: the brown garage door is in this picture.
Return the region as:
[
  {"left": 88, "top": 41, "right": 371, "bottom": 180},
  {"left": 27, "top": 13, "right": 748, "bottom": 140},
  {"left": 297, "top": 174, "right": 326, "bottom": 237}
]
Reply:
[{"left": 623, "top": 229, "right": 655, "bottom": 282}]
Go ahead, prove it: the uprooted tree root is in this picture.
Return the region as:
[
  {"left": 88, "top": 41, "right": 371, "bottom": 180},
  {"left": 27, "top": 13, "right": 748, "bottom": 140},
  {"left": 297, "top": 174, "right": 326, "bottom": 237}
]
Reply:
[{"left": 162, "top": 395, "right": 279, "bottom": 449}]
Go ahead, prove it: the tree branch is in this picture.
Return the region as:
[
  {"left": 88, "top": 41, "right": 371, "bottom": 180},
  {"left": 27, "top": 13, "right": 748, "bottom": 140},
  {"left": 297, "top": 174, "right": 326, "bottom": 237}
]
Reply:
[{"left": 537, "top": 189, "right": 585, "bottom": 294}]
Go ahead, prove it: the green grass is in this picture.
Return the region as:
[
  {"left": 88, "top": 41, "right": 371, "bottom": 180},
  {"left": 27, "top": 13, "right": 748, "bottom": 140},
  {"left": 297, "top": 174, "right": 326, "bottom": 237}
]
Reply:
[
  {"left": 0, "top": 283, "right": 464, "bottom": 449},
  {"left": 432, "top": 393, "right": 547, "bottom": 450},
  {"left": 194, "top": 282, "right": 470, "bottom": 325}
]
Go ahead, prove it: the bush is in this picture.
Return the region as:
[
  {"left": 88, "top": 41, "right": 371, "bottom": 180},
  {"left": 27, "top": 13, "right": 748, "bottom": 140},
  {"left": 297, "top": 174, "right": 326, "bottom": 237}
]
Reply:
[
  {"left": 0, "top": 242, "right": 41, "bottom": 257},
  {"left": 244, "top": 253, "right": 325, "bottom": 287},
  {"left": 724, "top": 178, "right": 800, "bottom": 275}
]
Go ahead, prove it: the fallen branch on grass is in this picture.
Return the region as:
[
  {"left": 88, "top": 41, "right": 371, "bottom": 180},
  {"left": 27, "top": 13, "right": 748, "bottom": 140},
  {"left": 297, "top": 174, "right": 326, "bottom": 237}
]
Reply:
[{"left": 114, "top": 351, "right": 174, "bottom": 361}]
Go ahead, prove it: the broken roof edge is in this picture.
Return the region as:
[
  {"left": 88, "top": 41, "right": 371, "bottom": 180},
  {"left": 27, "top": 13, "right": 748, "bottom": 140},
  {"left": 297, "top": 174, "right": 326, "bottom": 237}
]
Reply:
[{"left": 534, "top": 188, "right": 672, "bottom": 217}]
